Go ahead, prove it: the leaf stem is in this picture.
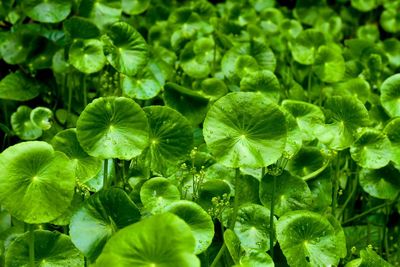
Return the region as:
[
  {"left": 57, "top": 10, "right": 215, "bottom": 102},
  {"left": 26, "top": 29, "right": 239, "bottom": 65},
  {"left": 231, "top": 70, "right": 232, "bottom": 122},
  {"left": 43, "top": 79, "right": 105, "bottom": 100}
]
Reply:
[
  {"left": 67, "top": 79, "right": 73, "bottom": 126},
  {"left": 103, "top": 159, "right": 109, "bottom": 189},
  {"left": 82, "top": 74, "right": 87, "bottom": 108},
  {"left": 342, "top": 196, "right": 399, "bottom": 225},
  {"left": 269, "top": 174, "right": 276, "bottom": 260},
  {"left": 210, "top": 243, "right": 226, "bottom": 267},
  {"left": 332, "top": 153, "right": 340, "bottom": 217},
  {"left": 28, "top": 224, "right": 35, "bottom": 267},
  {"left": 228, "top": 168, "right": 241, "bottom": 230}
]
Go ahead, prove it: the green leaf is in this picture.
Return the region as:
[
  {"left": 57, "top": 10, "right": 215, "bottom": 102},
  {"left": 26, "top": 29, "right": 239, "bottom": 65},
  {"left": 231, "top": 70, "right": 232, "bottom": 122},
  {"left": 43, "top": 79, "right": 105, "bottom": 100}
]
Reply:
[
  {"left": 384, "top": 118, "right": 400, "bottom": 167},
  {"left": 380, "top": 6, "right": 400, "bottom": 33},
  {"left": 383, "top": 38, "right": 400, "bottom": 68},
  {"left": 102, "top": 22, "right": 148, "bottom": 76},
  {"left": 69, "top": 39, "right": 106, "bottom": 74},
  {"left": 234, "top": 250, "right": 274, "bottom": 267},
  {"left": 163, "top": 83, "right": 210, "bottom": 126},
  {"left": 122, "top": 0, "right": 150, "bottom": 15},
  {"left": 0, "top": 141, "right": 75, "bottom": 223},
  {"left": 222, "top": 40, "right": 276, "bottom": 81},
  {"left": 276, "top": 210, "right": 346, "bottom": 267},
  {"left": 287, "top": 146, "right": 327, "bottom": 178},
  {"left": 70, "top": 188, "right": 141, "bottom": 262},
  {"left": 95, "top": 213, "right": 200, "bottom": 267},
  {"left": 358, "top": 248, "right": 393, "bottom": 267},
  {"left": 380, "top": 74, "right": 400, "bottom": 117},
  {"left": 141, "top": 106, "right": 193, "bottom": 175},
  {"left": 51, "top": 128, "right": 102, "bottom": 183},
  {"left": 224, "top": 229, "right": 242, "bottom": 264},
  {"left": 140, "top": 177, "right": 181, "bottom": 213},
  {"left": 76, "top": 97, "right": 149, "bottom": 160},
  {"left": 314, "top": 45, "right": 345, "bottom": 83},
  {"left": 317, "top": 96, "right": 370, "bottom": 150},
  {"left": 282, "top": 100, "right": 325, "bottom": 141},
  {"left": 233, "top": 204, "right": 275, "bottom": 252},
  {"left": 11, "top": 106, "right": 42, "bottom": 140},
  {"left": 166, "top": 200, "right": 214, "bottom": 254},
  {"left": 30, "top": 107, "right": 53, "bottom": 130},
  {"left": 64, "top": 16, "right": 101, "bottom": 40},
  {"left": 79, "top": 0, "right": 121, "bottom": 30},
  {"left": 351, "top": 0, "right": 378, "bottom": 12},
  {"left": 0, "top": 72, "right": 40, "bottom": 101},
  {"left": 290, "top": 29, "right": 325, "bottom": 65},
  {"left": 5, "top": 230, "right": 84, "bottom": 267},
  {"left": 260, "top": 170, "right": 312, "bottom": 216},
  {"left": 203, "top": 92, "right": 287, "bottom": 168},
  {"left": 359, "top": 165, "right": 400, "bottom": 200},
  {"left": 121, "top": 70, "right": 162, "bottom": 100},
  {"left": 180, "top": 37, "right": 215, "bottom": 78},
  {"left": 240, "top": 70, "right": 280, "bottom": 103},
  {"left": 22, "top": 0, "right": 72, "bottom": 23},
  {"left": 350, "top": 128, "right": 392, "bottom": 169}
]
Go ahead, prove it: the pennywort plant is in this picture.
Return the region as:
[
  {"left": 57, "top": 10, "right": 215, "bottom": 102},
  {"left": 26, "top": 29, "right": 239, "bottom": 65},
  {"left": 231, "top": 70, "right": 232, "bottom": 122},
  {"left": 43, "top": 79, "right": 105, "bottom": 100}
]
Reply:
[{"left": 0, "top": 0, "right": 400, "bottom": 266}]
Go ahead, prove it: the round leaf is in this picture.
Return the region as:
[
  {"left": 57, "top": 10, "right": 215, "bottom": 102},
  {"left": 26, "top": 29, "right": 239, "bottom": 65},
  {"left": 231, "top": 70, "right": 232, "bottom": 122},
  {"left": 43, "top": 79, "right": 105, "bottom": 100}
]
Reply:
[
  {"left": 122, "top": 0, "right": 150, "bottom": 15},
  {"left": 5, "top": 230, "right": 84, "bottom": 267},
  {"left": 359, "top": 165, "right": 400, "bottom": 200},
  {"left": 314, "top": 45, "right": 345, "bottom": 83},
  {"left": 70, "top": 188, "right": 141, "bottom": 261},
  {"left": 121, "top": 70, "right": 162, "bottom": 100},
  {"left": 290, "top": 29, "right": 325, "bottom": 65},
  {"left": 78, "top": 0, "right": 121, "bottom": 30},
  {"left": 166, "top": 200, "right": 214, "bottom": 254},
  {"left": 22, "top": 0, "right": 72, "bottom": 23},
  {"left": 0, "top": 72, "right": 40, "bottom": 101},
  {"left": 317, "top": 96, "right": 370, "bottom": 150},
  {"left": 260, "top": 170, "right": 312, "bottom": 216},
  {"left": 95, "top": 213, "right": 200, "bottom": 267},
  {"left": 203, "top": 92, "right": 287, "bottom": 168},
  {"left": 380, "top": 7, "right": 400, "bottom": 33},
  {"left": 76, "top": 96, "right": 149, "bottom": 160},
  {"left": 141, "top": 106, "right": 193, "bottom": 174},
  {"left": 350, "top": 128, "right": 391, "bottom": 169},
  {"left": 233, "top": 204, "right": 275, "bottom": 252},
  {"left": 380, "top": 74, "right": 400, "bottom": 117},
  {"left": 51, "top": 128, "right": 102, "bottom": 182},
  {"left": 11, "top": 106, "right": 42, "bottom": 140},
  {"left": 69, "top": 39, "right": 106, "bottom": 74},
  {"left": 276, "top": 210, "right": 346, "bottom": 267},
  {"left": 0, "top": 141, "right": 75, "bottom": 223},
  {"left": 240, "top": 70, "right": 280, "bottom": 103},
  {"left": 384, "top": 118, "right": 400, "bottom": 166},
  {"left": 102, "top": 22, "right": 148, "bottom": 76},
  {"left": 351, "top": 0, "right": 378, "bottom": 12},
  {"left": 282, "top": 100, "right": 325, "bottom": 141},
  {"left": 30, "top": 106, "right": 53, "bottom": 130},
  {"left": 140, "top": 177, "right": 181, "bottom": 212},
  {"left": 287, "top": 146, "right": 327, "bottom": 177}
]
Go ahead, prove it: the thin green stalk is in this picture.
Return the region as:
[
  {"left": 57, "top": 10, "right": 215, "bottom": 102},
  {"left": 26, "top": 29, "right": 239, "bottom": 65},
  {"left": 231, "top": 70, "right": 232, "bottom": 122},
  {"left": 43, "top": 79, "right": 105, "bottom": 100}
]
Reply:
[
  {"left": 383, "top": 205, "right": 390, "bottom": 259},
  {"left": 302, "top": 160, "right": 330, "bottom": 181},
  {"left": 307, "top": 65, "right": 313, "bottom": 102},
  {"left": 67, "top": 80, "right": 73, "bottom": 126},
  {"left": 228, "top": 168, "right": 241, "bottom": 230},
  {"left": 332, "top": 154, "right": 340, "bottom": 217},
  {"left": 211, "top": 168, "right": 241, "bottom": 267},
  {"left": 103, "top": 159, "right": 109, "bottom": 189},
  {"left": 343, "top": 201, "right": 393, "bottom": 225},
  {"left": 28, "top": 224, "right": 35, "bottom": 267},
  {"left": 210, "top": 243, "right": 226, "bottom": 267},
  {"left": 82, "top": 75, "right": 87, "bottom": 107},
  {"left": 339, "top": 167, "right": 359, "bottom": 220},
  {"left": 269, "top": 175, "right": 276, "bottom": 260}
]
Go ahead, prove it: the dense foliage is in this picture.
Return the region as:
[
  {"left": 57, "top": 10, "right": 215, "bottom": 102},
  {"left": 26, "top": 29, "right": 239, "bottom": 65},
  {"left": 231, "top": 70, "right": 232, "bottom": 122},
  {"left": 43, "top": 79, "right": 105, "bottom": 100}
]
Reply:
[{"left": 0, "top": 0, "right": 400, "bottom": 266}]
